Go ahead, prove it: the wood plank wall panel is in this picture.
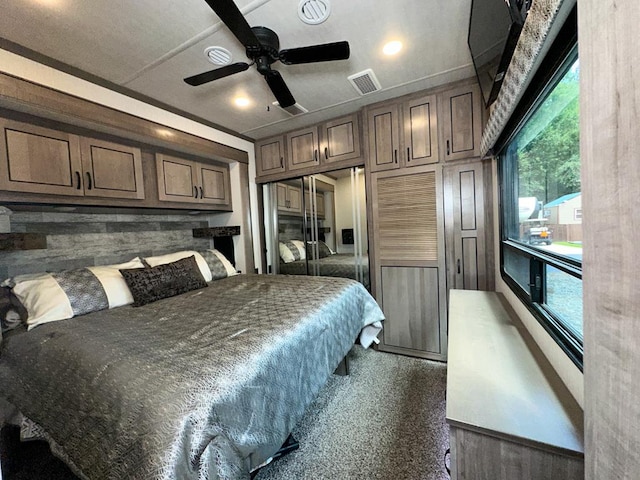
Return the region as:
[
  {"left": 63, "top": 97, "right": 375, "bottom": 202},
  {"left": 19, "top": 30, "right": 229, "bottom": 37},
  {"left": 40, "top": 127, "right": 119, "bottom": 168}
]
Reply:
[
  {"left": 0, "top": 211, "right": 214, "bottom": 278},
  {"left": 581, "top": 1, "right": 640, "bottom": 479},
  {"left": 375, "top": 171, "right": 437, "bottom": 261}
]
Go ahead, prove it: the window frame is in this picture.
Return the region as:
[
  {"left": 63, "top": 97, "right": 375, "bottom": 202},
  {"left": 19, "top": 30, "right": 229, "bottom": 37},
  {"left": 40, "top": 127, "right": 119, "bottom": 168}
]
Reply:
[{"left": 495, "top": 7, "right": 583, "bottom": 370}]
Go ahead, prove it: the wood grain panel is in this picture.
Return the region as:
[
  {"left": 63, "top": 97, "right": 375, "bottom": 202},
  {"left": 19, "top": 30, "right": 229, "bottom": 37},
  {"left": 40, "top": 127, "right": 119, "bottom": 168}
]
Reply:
[
  {"left": 462, "top": 237, "right": 478, "bottom": 290},
  {"left": 200, "top": 164, "right": 228, "bottom": 204},
  {"left": 156, "top": 155, "right": 198, "bottom": 203},
  {"left": 404, "top": 94, "right": 439, "bottom": 166},
  {"left": 0, "top": 119, "right": 82, "bottom": 195},
  {"left": 381, "top": 266, "right": 440, "bottom": 353},
  {"left": 450, "top": 427, "right": 584, "bottom": 480},
  {"left": 80, "top": 137, "right": 145, "bottom": 199},
  {"left": 449, "top": 92, "right": 474, "bottom": 154},
  {"left": 440, "top": 83, "right": 483, "bottom": 162},
  {"left": 323, "top": 114, "right": 360, "bottom": 163},
  {"left": 375, "top": 171, "right": 437, "bottom": 261},
  {"left": 255, "top": 136, "right": 285, "bottom": 176},
  {"left": 367, "top": 104, "right": 400, "bottom": 172},
  {"left": 459, "top": 170, "right": 477, "bottom": 230},
  {"left": 287, "top": 127, "right": 318, "bottom": 171}
]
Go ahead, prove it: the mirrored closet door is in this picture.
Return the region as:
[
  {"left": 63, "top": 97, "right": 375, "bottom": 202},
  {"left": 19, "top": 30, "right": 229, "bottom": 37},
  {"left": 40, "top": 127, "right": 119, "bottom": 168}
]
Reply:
[{"left": 263, "top": 166, "right": 370, "bottom": 290}]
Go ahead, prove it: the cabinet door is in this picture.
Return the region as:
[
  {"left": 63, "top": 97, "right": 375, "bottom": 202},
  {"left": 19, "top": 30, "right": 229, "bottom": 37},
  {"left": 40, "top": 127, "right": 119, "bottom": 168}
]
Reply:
[
  {"left": 371, "top": 167, "right": 447, "bottom": 361},
  {"left": 303, "top": 191, "right": 325, "bottom": 218},
  {"left": 80, "top": 137, "right": 144, "bottom": 199},
  {"left": 287, "top": 185, "right": 302, "bottom": 212},
  {"left": 276, "top": 183, "right": 289, "bottom": 209},
  {"left": 287, "top": 127, "right": 319, "bottom": 171},
  {"left": 256, "top": 136, "right": 285, "bottom": 177},
  {"left": 322, "top": 114, "right": 361, "bottom": 164},
  {"left": 440, "top": 83, "right": 483, "bottom": 161},
  {"left": 0, "top": 119, "right": 83, "bottom": 196},
  {"left": 381, "top": 266, "right": 442, "bottom": 354},
  {"left": 199, "top": 163, "right": 231, "bottom": 207},
  {"left": 403, "top": 94, "right": 439, "bottom": 166},
  {"left": 444, "top": 162, "right": 487, "bottom": 291},
  {"left": 367, "top": 103, "right": 401, "bottom": 172},
  {"left": 156, "top": 154, "right": 199, "bottom": 203}
]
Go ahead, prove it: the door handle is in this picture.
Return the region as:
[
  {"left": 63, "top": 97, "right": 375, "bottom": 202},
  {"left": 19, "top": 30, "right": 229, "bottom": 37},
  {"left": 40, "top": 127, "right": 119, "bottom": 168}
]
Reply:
[
  {"left": 199, "top": 186, "right": 203, "bottom": 199},
  {"left": 193, "top": 186, "right": 198, "bottom": 198},
  {"left": 324, "top": 147, "right": 328, "bottom": 159},
  {"left": 447, "top": 140, "right": 450, "bottom": 156},
  {"left": 314, "top": 149, "right": 318, "bottom": 162},
  {"left": 394, "top": 149, "right": 398, "bottom": 164},
  {"left": 86, "top": 172, "right": 92, "bottom": 190},
  {"left": 75, "top": 171, "right": 81, "bottom": 190},
  {"left": 280, "top": 157, "right": 283, "bottom": 168},
  {"left": 457, "top": 259, "right": 461, "bottom": 274},
  {"left": 407, "top": 147, "right": 411, "bottom": 162}
]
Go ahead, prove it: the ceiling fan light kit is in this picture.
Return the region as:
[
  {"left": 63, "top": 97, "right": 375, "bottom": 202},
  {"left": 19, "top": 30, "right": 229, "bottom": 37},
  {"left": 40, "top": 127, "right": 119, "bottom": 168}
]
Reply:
[{"left": 185, "top": 0, "right": 348, "bottom": 109}]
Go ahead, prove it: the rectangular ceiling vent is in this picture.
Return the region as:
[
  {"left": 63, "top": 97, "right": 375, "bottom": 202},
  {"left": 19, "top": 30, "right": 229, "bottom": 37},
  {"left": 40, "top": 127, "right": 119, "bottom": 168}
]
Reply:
[
  {"left": 272, "top": 101, "right": 309, "bottom": 116},
  {"left": 348, "top": 69, "right": 382, "bottom": 95}
]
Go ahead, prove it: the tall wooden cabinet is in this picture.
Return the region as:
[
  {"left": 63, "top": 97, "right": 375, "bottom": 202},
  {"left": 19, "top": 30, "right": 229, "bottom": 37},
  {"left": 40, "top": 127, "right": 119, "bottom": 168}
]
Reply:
[{"left": 370, "top": 166, "right": 448, "bottom": 361}]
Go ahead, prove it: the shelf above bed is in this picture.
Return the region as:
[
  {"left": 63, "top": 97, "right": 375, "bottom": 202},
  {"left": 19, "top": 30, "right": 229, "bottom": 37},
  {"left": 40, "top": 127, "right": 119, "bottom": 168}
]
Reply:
[
  {"left": 192, "top": 226, "right": 240, "bottom": 238},
  {"left": 0, "top": 233, "right": 47, "bottom": 251}
]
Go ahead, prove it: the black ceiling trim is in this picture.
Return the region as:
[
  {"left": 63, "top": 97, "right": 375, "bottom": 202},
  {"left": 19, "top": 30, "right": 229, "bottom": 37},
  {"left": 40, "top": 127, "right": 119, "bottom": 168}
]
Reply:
[{"left": 0, "top": 37, "right": 254, "bottom": 143}]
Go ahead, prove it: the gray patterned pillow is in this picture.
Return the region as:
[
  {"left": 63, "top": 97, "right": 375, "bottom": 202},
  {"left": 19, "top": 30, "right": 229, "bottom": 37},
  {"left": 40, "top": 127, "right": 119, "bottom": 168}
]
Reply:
[
  {"left": 120, "top": 255, "right": 207, "bottom": 307},
  {"left": 306, "top": 240, "right": 334, "bottom": 258}
]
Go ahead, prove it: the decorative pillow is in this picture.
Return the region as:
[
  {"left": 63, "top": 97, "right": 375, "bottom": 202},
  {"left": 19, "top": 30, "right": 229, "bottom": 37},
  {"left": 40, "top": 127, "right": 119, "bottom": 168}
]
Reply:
[
  {"left": 1, "top": 258, "right": 145, "bottom": 329},
  {"left": 120, "top": 255, "right": 207, "bottom": 307},
  {"left": 198, "top": 249, "right": 238, "bottom": 280},
  {"left": 279, "top": 241, "right": 305, "bottom": 263},
  {"left": 290, "top": 240, "right": 307, "bottom": 260},
  {"left": 306, "top": 240, "right": 334, "bottom": 258},
  {"left": 0, "top": 286, "right": 27, "bottom": 334}
]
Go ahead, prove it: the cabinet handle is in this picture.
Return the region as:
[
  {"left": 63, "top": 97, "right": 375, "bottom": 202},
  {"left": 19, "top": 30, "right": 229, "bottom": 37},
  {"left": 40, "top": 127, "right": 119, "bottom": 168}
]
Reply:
[
  {"left": 75, "top": 171, "right": 81, "bottom": 190},
  {"left": 394, "top": 149, "right": 398, "bottom": 164},
  {"left": 324, "top": 147, "right": 328, "bottom": 159},
  {"left": 280, "top": 157, "right": 283, "bottom": 168},
  {"left": 193, "top": 186, "right": 198, "bottom": 198},
  {"left": 86, "top": 172, "right": 92, "bottom": 190},
  {"left": 199, "top": 186, "right": 203, "bottom": 199},
  {"left": 457, "top": 259, "right": 461, "bottom": 274},
  {"left": 407, "top": 147, "right": 411, "bottom": 162},
  {"left": 314, "top": 149, "right": 318, "bottom": 162},
  {"left": 447, "top": 140, "right": 450, "bottom": 156}
]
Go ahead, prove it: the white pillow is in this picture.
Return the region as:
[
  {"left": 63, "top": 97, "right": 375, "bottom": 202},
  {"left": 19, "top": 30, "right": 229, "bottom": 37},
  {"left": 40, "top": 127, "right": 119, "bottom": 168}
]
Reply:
[
  {"left": 3, "top": 257, "right": 145, "bottom": 329},
  {"left": 290, "top": 240, "right": 307, "bottom": 260},
  {"left": 279, "top": 242, "right": 295, "bottom": 263},
  {"left": 207, "top": 249, "right": 238, "bottom": 277}
]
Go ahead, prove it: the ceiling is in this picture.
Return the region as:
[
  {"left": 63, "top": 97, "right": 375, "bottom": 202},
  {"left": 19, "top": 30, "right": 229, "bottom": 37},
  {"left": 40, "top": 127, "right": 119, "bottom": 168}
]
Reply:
[{"left": 0, "top": 0, "right": 476, "bottom": 140}]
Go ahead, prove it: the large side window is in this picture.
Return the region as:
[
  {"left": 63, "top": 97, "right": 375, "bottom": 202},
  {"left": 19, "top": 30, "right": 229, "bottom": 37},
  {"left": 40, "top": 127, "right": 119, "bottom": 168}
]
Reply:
[{"left": 499, "top": 48, "right": 582, "bottom": 368}]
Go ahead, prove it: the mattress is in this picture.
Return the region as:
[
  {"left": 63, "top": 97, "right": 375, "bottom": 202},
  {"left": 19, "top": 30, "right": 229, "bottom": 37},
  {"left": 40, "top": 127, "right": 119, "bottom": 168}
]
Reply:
[{"left": 0, "top": 274, "right": 384, "bottom": 480}]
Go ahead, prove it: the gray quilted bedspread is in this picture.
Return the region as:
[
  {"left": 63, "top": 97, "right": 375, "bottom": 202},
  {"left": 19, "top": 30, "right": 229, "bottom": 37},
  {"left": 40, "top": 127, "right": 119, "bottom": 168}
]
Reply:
[
  {"left": 278, "top": 254, "right": 370, "bottom": 290},
  {"left": 0, "top": 274, "right": 384, "bottom": 480}
]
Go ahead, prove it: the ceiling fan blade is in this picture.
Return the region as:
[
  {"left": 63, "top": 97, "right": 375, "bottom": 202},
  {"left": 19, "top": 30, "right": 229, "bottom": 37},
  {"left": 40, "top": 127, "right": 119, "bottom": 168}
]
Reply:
[
  {"left": 264, "top": 70, "right": 295, "bottom": 108},
  {"left": 184, "top": 62, "right": 250, "bottom": 86},
  {"left": 203, "top": 0, "right": 261, "bottom": 48},
  {"left": 279, "top": 41, "right": 350, "bottom": 65}
]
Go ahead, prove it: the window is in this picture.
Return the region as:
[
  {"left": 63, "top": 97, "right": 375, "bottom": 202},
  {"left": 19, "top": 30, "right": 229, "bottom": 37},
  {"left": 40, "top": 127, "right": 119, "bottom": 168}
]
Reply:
[{"left": 498, "top": 47, "right": 583, "bottom": 369}]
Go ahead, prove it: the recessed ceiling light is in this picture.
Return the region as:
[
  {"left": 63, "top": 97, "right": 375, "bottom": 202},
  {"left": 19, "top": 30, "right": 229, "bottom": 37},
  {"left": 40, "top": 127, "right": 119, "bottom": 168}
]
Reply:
[
  {"left": 204, "top": 46, "right": 232, "bottom": 66},
  {"left": 383, "top": 41, "right": 403, "bottom": 56},
  {"left": 234, "top": 97, "right": 251, "bottom": 108}
]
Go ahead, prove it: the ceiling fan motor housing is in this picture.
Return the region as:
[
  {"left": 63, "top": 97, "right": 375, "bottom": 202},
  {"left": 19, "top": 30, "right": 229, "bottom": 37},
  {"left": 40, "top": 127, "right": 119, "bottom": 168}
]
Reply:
[{"left": 249, "top": 26, "right": 280, "bottom": 73}]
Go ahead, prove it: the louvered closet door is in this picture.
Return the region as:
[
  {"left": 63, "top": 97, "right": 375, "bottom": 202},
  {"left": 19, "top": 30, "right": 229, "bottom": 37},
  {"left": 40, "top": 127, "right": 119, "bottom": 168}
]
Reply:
[{"left": 371, "top": 165, "right": 448, "bottom": 360}]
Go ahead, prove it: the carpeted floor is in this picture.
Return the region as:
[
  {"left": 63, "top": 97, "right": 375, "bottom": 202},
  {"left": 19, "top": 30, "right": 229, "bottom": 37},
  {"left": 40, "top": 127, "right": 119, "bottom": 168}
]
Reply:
[{"left": 0, "top": 347, "right": 449, "bottom": 480}]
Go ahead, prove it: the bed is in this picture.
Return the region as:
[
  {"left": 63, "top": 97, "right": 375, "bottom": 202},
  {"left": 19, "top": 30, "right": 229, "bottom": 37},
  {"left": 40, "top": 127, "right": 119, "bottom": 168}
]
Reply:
[
  {"left": 0, "top": 267, "right": 384, "bottom": 480},
  {"left": 278, "top": 240, "right": 370, "bottom": 290}
]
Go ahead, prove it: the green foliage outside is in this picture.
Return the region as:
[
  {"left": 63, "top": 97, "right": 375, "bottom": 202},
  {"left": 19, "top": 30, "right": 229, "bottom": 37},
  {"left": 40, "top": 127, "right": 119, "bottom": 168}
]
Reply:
[{"left": 516, "top": 60, "right": 580, "bottom": 204}]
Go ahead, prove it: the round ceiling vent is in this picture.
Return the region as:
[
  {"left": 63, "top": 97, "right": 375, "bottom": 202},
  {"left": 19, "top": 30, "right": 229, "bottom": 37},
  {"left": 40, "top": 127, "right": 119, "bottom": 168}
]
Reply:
[
  {"left": 204, "top": 46, "right": 232, "bottom": 66},
  {"left": 298, "top": 0, "right": 331, "bottom": 25}
]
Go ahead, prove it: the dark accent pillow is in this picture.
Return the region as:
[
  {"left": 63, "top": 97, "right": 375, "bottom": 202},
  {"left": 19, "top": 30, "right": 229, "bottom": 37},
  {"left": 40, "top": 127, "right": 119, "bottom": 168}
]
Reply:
[
  {"left": 306, "top": 240, "right": 333, "bottom": 259},
  {"left": 119, "top": 255, "right": 207, "bottom": 307},
  {"left": 0, "top": 286, "right": 27, "bottom": 333}
]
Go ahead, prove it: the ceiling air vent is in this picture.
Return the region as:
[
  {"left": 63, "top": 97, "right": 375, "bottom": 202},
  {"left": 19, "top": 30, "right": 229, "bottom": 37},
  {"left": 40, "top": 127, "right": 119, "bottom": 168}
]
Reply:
[
  {"left": 204, "top": 46, "right": 232, "bottom": 66},
  {"left": 348, "top": 69, "right": 382, "bottom": 95},
  {"left": 298, "top": 0, "right": 331, "bottom": 25},
  {"left": 272, "top": 101, "right": 309, "bottom": 116}
]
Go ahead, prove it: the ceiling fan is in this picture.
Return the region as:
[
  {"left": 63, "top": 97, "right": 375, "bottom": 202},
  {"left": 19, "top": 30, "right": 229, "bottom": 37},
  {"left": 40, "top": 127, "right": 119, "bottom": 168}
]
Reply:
[{"left": 184, "top": 0, "right": 350, "bottom": 108}]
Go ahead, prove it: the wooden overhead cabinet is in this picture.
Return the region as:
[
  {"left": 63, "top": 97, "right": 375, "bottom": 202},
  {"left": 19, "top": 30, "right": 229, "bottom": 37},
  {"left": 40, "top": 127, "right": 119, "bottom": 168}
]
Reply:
[
  {"left": 367, "top": 94, "right": 439, "bottom": 172},
  {"left": 0, "top": 119, "right": 144, "bottom": 199},
  {"left": 321, "top": 113, "right": 361, "bottom": 164},
  {"left": 276, "top": 182, "right": 302, "bottom": 214},
  {"left": 286, "top": 126, "right": 320, "bottom": 171},
  {"left": 440, "top": 83, "right": 483, "bottom": 162},
  {"left": 255, "top": 135, "right": 286, "bottom": 177},
  {"left": 156, "top": 153, "right": 230, "bottom": 207}
]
